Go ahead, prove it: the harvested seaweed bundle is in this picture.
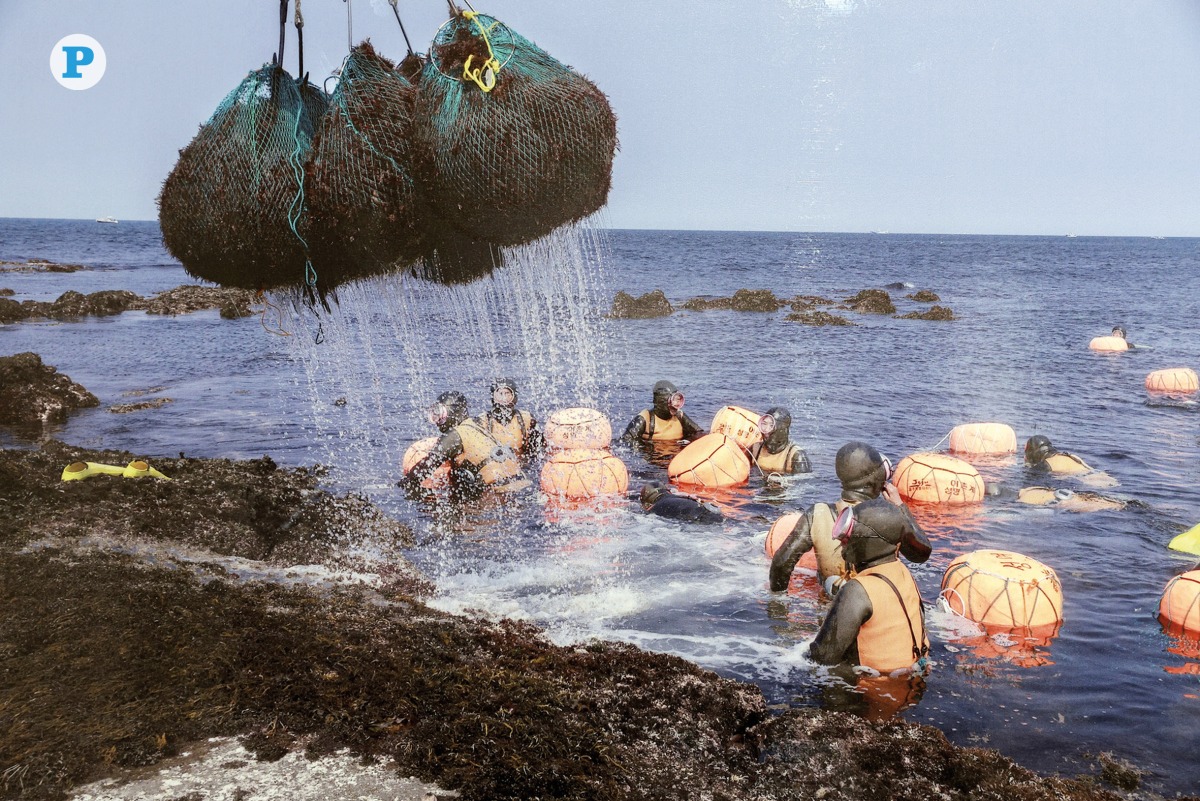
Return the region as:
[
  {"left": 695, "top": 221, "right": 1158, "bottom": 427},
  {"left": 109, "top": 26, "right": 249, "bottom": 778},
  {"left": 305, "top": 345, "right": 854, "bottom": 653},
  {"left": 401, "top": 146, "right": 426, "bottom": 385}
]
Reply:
[
  {"left": 305, "top": 43, "right": 426, "bottom": 288},
  {"left": 158, "top": 64, "right": 328, "bottom": 290},
  {"left": 413, "top": 12, "right": 618, "bottom": 248}
]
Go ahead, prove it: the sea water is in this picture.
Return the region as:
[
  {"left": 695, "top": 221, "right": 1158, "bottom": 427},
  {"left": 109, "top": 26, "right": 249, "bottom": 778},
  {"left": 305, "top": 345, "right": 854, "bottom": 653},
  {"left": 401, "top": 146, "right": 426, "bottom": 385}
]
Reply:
[{"left": 2, "top": 218, "right": 1199, "bottom": 792}]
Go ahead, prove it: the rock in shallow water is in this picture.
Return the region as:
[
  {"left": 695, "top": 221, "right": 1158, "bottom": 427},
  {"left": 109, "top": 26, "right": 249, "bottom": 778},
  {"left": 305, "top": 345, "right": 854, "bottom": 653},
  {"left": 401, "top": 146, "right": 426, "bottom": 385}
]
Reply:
[{"left": 0, "top": 352, "right": 98, "bottom": 427}]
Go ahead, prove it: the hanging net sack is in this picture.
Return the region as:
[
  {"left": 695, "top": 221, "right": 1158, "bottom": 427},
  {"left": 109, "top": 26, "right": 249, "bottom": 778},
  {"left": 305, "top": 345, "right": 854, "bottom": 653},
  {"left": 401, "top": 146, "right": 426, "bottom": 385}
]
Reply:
[
  {"left": 158, "top": 64, "right": 328, "bottom": 290},
  {"left": 412, "top": 11, "right": 618, "bottom": 247},
  {"left": 305, "top": 42, "right": 427, "bottom": 289}
]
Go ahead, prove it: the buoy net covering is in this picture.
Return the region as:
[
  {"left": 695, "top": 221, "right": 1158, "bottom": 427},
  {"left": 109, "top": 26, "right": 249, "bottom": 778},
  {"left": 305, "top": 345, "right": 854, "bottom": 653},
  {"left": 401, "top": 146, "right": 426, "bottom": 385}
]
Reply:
[
  {"left": 159, "top": 64, "right": 329, "bottom": 290},
  {"left": 413, "top": 13, "right": 617, "bottom": 247},
  {"left": 940, "top": 550, "right": 1063, "bottom": 630},
  {"left": 1159, "top": 570, "right": 1200, "bottom": 637},
  {"left": 540, "top": 448, "right": 628, "bottom": 499},
  {"left": 710, "top": 405, "right": 763, "bottom": 450},
  {"left": 1088, "top": 335, "right": 1129, "bottom": 352},
  {"left": 1145, "top": 367, "right": 1199, "bottom": 394},
  {"left": 948, "top": 422, "right": 1017, "bottom": 456},
  {"left": 894, "top": 452, "right": 985, "bottom": 504},
  {"left": 667, "top": 433, "right": 750, "bottom": 488},
  {"left": 544, "top": 407, "right": 612, "bottom": 451},
  {"left": 402, "top": 437, "right": 448, "bottom": 488}
]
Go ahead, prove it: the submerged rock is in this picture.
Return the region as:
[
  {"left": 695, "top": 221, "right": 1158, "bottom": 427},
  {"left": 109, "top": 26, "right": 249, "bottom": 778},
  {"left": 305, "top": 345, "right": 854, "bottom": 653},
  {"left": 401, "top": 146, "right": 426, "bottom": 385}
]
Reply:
[
  {"left": 788, "top": 294, "right": 836, "bottom": 310},
  {"left": 610, "top": 289, "right": 673, "bottom": 318},
  {"left": 899, "top": 305, "right": 956, "bottom": 321},
  {"left": 787, "top": 310, "right": 855, "bottom": 326},
  {"left": 906, "top": 289, "right": 940, "bottom": 302},
  {"left": 0, "top": 258, "right": 86, "bottom": 272},
  {"left": 0, "top": 352, "right": 99, "bottom": 427},
  {"left": 681, "top": 296, "right": 733, "bottom": 311},
  {"left": 108, "top": 397, "right": 173, "bottom": 414},
  {"left": 730, "top": 289, "right": 785, "bottom": 312},
  {"left": 843, "top": 289, "right": 896, "bottom": 315}
]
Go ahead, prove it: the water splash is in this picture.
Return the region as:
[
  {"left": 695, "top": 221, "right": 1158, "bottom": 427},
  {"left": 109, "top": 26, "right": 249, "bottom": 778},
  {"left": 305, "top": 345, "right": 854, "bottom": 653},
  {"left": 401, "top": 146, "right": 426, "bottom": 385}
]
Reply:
[{"left": 278, "top": 222, "right": 616, "bottom": 494}]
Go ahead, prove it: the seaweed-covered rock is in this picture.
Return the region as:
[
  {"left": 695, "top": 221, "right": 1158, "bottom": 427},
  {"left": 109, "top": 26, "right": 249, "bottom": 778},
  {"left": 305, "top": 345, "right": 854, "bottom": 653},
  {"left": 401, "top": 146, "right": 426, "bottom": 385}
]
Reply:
[
  {"left": 0, "top": 288, "right": 14, "bottom": 296},
  {"left": 843, "top": 289, "right": 896, "bottom": 315},
  {"left": 143, "top": 285, "right": 257, "bottom": 316},
  {"left": 786, "top": 310, "right": 855, "bottom": 326},
  {"left": 610, "top": 290, "right": 673, "bottom": 319},
  {"left": 731, "top": 289, "right": 784, "bottom": 312},
  {"left": 0, "top": 258, "right": 85, "bottom": 273},
  {"left": 681, "top": 296, "right": 733, "bottom": 311},
  {"left": 0, "top": 297, "right": 26, "bottom": 323},
  {"left": 899, "top": 305, "right": 956, "bottom": 321},
  {"left": 906, "top": 289, "right": 940, "bottom": 302},
  {"left": 0, "top": 353, "right": 99, "bottom": 427}
]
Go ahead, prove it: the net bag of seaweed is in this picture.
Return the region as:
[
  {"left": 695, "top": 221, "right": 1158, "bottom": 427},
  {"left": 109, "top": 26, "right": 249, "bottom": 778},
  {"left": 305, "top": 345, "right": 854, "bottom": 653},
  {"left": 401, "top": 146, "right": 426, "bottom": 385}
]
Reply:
[
  {"left": 412, "top": 10, "right": 618, "bottom": 248},
  {"left": 158, "top": 64, "right": 328, "bottom": 290},
  {"left": 305, "top": 42, "right": 428, "bottom": 289}
]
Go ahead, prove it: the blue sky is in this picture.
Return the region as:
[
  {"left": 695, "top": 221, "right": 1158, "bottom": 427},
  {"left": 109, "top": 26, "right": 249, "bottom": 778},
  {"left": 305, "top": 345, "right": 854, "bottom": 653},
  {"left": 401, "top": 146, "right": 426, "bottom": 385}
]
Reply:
[{"left": 3, "top": 0, "right": 1200, "bottom": 235}]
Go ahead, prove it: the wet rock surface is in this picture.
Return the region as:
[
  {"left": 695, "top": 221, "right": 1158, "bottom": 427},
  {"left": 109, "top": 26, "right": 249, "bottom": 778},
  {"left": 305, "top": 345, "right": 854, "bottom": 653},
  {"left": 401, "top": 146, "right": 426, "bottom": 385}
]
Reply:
[
  {"left": 907, "top": 289, "right": 941, "bottom": 302},
  {"left": 0, "top": 353, "right": 98, "bottom": 427},
  {"left": 107, "top": 397, "right": 174, "bottom": 414},
  {"left": 609, "top": 289, "right": 673, "bottom": 318},
  {"left": 0, "top": 439, "right": 1158, "bottom": 801},
  {"left": 141, "top": 285, "right": 256, "bottom": 317}
]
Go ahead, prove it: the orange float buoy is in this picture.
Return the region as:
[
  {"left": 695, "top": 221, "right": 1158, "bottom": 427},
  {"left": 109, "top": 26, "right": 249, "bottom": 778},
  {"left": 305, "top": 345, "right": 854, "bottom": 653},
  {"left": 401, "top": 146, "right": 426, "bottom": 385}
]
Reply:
[
  {"left": 539, "top": 448, "right": 629, "bottom": 499},
  {"left": 668, "top": 433, "right": 750, "bottom": 487},
  {"left": 947, "top": 423, "right": 1017, "bottom": 456},
  {"left": 894, "top": 452, "right": 985, "bottom": 504},
  {"left": 710, "top": 405, "right": 763, "bottom": 450},
  {"left": 543, "top": 407, "right": 612, "bottom": 451},
  {"left": 765, "top": 512, "right": 800, "bottom": 558},
  {"left": 940, "top": 550, "right": 1063, "bottom": 630},
  {"left": 1088, "top": 335, "right": 1129, "bottom": 352},
  {"left": 402, "top": 437, "right": 449, "bottom": 488},
  {"left": 1158, "top": 570, "right": 1200, "bottom": 637},
  {"left": 1145, "top": 367, "right": 1199, "bottom": 394}
]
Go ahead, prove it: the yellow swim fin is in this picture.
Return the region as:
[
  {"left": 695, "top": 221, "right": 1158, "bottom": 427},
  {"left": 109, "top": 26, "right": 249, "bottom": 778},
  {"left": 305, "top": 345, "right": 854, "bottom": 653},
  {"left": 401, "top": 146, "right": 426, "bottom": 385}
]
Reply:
[
  {"left": 122, "top": 460, "right": 171, "bottom": 480},
  {"left": 61, "top": 461, "right": 127, "bottom": 481},
  {"left": 1168, "top": 522, "right": 1200, "bottom": 556}
]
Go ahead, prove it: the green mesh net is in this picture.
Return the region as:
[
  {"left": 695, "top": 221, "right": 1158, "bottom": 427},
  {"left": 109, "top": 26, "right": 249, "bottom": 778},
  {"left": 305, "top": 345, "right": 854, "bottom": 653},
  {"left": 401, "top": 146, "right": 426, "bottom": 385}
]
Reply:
[
  {"left": 158, "top": 64, "right": 328, "bottom": 290},
  {"left": 412, "top": 13, "right": 618, "bottom": 248},
  {"left": 305, "top": 42, "right": 427, "bottom": 288}
]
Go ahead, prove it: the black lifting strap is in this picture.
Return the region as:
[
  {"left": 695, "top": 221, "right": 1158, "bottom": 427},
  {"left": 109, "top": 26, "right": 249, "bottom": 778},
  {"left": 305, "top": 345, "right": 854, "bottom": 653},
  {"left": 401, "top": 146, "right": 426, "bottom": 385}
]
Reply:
[
  {"left": 276, "top": 0, "right": 289, "bottom": 67},
  {"left": 388, "top": 0, "right": 415, "bottom": 56}
]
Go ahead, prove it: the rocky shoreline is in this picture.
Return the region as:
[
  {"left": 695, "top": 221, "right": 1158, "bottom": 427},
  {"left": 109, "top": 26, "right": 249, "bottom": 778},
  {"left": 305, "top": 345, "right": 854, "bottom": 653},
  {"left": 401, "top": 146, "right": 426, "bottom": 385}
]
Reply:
[
  {"left": 0, "top": 360, "right": 1185, "bottom": 801},
  {"left": 0, "top": 282, "right": 258, "bottom": 325},
  {"left": 609, "top": 286, "right": 956, "bottom": 324}
]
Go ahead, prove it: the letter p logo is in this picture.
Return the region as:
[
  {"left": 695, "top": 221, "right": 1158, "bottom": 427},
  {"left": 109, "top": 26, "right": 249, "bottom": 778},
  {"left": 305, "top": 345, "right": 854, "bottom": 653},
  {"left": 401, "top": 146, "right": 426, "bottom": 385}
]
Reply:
[
  {"left": 51, "top": 34, "right": 106, "bottom": 90},
  {"left": 62, "top": 46, "right": 94, "bottom": 78}
]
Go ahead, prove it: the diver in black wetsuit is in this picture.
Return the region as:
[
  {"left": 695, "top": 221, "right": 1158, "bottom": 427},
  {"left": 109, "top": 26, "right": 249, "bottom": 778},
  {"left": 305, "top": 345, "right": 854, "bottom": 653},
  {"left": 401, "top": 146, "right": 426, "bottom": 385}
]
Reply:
[
  {"left": 639, "top": 481, "right": 724, "bottom": 524},
  {"left": 1111, "top": 326, "right": 1135, "bottom": 347},
  {"left": 747, "top": 407, "right": 811, "bottom": 478},
  {"left": 620, "top": 380, "right": 704, "bottom": 443},
  {"left": 769, "top": 441, "right": 930, "bottom": 595},
  {"left": 807, "top": 496, "right": 931, "bottom": 672}
]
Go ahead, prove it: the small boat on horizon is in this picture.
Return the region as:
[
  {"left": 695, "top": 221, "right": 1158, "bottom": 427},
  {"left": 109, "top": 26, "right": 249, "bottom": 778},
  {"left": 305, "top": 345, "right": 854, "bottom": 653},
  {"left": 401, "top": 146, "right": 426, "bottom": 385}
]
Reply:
[{"left": 96, "top": 216, "right": 118, "bottom": 224}]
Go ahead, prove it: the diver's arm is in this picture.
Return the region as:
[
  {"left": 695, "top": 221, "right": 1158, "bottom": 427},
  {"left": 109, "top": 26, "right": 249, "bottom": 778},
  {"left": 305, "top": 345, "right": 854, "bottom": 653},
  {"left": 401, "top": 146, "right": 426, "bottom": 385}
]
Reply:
[
  {"left": 808, "top": 580, "right": 873, "bottom": 666},
  {"left": 678, "top": 410, "right": 704, "bottom": 440},
  {"left": 896, "top": 504, "right": 932, "bottom": 564},
  {"left": 620, "top": 413, "right": 647, "bottom": 443},
  {"left": 769, "top": 511, "right": 815, "bottom": 592}
]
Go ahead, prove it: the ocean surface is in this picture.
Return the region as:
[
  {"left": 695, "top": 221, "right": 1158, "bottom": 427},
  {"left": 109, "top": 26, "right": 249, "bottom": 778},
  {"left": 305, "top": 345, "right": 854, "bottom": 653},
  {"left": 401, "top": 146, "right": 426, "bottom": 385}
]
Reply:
[{"left": 3, "top": 218, "right": 1199, "bottom": 794}]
